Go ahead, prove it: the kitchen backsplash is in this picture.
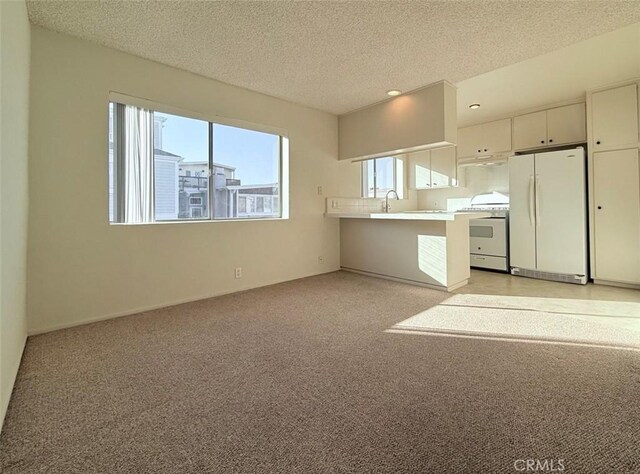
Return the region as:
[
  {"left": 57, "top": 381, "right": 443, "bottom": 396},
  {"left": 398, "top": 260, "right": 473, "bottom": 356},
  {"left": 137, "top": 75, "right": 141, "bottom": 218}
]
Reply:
[
  {"left": 325, "top": 197, "right": 417, "bottom": 214},
  {"left": 418, "top": 163, "right": 509, "bottom": 210}
]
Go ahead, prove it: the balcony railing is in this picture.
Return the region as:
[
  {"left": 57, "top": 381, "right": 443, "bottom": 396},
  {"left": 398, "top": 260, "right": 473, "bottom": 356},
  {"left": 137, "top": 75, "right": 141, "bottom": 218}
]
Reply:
[{"left": 179, "top": 176, "right": 208, "bottom": 191}]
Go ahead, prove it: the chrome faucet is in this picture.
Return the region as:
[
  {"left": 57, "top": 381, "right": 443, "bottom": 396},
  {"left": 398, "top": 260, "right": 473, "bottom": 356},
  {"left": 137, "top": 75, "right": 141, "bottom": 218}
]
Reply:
[{"left": 384, "top": 190, "right": 399, "bottom": 213}]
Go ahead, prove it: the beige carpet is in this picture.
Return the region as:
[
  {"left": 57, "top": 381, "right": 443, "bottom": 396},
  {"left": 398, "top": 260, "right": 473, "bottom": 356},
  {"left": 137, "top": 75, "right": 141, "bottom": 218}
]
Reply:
[
  {"left": 1, "top": 271, "right": 639, "bottom": 473},
  {"left": 390, "top": 293, "right": 640, "bottom": 350}
]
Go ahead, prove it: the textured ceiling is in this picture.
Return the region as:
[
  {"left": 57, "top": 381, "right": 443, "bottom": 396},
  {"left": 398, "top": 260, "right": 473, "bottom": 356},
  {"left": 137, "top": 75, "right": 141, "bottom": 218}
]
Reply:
[
  {"left": 457, "top": 22, "right": 640, "bottom": 127},
  {"left": 26, "top": 1, "right": 640, "bottom": 115}
]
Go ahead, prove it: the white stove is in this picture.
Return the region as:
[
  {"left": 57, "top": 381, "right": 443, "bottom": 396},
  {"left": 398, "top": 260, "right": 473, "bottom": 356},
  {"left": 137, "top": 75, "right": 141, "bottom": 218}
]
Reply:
[
  {"left": 458, "top": 205, "right": 509, "bottom": 218},
  {"left": 462, "top": 193, "right": 510, "bottom": 272}
]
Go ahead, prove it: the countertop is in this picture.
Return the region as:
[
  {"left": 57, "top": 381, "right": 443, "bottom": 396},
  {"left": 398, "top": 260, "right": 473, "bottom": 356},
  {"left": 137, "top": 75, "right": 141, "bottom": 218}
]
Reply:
[{"left": 325, "top": 211, "right": 491, "bottom": 221}]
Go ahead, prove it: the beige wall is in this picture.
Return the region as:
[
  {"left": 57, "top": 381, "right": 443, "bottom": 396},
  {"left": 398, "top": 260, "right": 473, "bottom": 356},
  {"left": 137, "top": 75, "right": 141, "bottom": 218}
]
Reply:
[
  {"left": 28, "top": 27, "right": 341, "bottom": 334},
  {"left": 0, "top": 0, "right": 30, "bottom": 430}
]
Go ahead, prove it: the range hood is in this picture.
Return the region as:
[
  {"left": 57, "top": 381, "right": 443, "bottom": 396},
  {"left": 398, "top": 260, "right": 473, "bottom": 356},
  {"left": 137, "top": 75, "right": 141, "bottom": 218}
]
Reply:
[{"left": 338, "top": 81, "right": 457, "bottom": 161}]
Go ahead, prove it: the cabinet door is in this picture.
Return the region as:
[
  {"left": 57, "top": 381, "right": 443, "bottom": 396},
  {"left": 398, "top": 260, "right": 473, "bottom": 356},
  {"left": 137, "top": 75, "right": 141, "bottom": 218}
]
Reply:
[
  {"left": 513, "top": 111, "right": 547, "bottom": 150},
  {"left": 481, "top": 119, "right": 512, "bottom": 155},
  {"left": 457, "top": 125, "right": 481, "bottom": 158},
  {"left": 593, "top": 148, "right": 640, "bottom": 283},
  {"left": 408, "top": 150, "right": 431, "bottom": 189},
  {"left": 547, "top": 103, "right": 586, "bottom": 145},
  {"left": 429, "top": 146, "right": 457, "bottom": 188},
  {"left": 592, "top": 84, "right": 639, "bottom": 149}
]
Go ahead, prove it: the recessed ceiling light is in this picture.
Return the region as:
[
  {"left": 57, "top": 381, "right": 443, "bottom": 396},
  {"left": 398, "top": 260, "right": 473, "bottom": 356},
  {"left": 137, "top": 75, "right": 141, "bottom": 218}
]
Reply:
[
  {"left": 387, "top": 90, "right": 402, "bottom": 97},
  {"left": 469, "top": 103, "right": 481, "bottom": 109}
]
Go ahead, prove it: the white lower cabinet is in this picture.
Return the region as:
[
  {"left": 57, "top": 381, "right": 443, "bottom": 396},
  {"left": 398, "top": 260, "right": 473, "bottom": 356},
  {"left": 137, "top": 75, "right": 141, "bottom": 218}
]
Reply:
[{"left": 593, "top": 148, "right": 640, "bottom": 284}]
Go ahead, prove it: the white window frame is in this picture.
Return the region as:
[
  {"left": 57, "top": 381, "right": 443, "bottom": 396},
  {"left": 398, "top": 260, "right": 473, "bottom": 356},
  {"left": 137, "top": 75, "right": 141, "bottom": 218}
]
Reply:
[
  {"left": 108, "top": 92, "right": 289, "bottom": 224},
  {"left": 361, "top": 156, "right": 406, "bottom": 199}
]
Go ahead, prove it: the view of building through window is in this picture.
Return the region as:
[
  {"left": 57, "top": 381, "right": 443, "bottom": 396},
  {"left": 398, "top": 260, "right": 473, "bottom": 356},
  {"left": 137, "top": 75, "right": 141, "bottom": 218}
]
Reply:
[
  {"left": 212, "top": 124, "right": 279, "bottom": 220},
  {"left": 154, "top": 112, "right": 209, "bottom": 220},
  {"left": 361, "top": 156, "right": 404, "bottom": 199},
  {"left": 108, "top": 104, "right": 282, "bottom": 223}
]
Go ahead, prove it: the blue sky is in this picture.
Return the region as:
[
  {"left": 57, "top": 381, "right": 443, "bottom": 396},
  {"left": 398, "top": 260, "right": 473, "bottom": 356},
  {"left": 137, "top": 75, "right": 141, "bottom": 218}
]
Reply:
[{"left": 158, "top": 112, "right": 279, "bottom": 185}]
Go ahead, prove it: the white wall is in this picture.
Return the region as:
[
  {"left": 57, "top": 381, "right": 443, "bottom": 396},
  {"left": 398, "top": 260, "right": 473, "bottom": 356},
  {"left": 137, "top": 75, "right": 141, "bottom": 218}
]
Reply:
[
  {"left": 27, "top": 27, "right": 341, "bottom": 334},
  {"left": 0, "top": 0, "right": 30, "bottom": 430}
]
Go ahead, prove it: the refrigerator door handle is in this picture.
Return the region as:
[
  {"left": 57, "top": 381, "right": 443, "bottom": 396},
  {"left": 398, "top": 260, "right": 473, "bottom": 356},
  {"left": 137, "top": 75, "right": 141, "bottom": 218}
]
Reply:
[
  {"left": 529, "top": 175, "right": 535, "bottom": 226},
  {"left": 535, "top": 175, "right": 541, "bottom": 227}
]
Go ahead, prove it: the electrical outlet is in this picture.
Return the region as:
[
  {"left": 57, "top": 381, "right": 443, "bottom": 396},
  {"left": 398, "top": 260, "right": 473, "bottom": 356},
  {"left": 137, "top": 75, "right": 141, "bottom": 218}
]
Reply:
[
  {"left": 317, "top": 185, "right": 323, "bottom": 196},
  {"left": 318, "top": 256, "right": 325, "bottom": 264},
  {"left": 234, "top": 267, "right": 242, "bottom": 279}
]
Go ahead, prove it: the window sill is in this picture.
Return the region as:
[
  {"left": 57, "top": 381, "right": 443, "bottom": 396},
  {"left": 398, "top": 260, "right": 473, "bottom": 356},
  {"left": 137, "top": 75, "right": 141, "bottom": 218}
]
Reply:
[{"left": 109, "top": 217, "right": 289, "bottom": 226}]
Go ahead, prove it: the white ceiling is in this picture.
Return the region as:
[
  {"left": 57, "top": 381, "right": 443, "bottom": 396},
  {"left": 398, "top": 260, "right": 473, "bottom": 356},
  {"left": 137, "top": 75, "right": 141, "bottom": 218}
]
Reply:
[
  {"left": 26, "top": 1, "right": 640, "bottom": 116},
  {"left": 457, "top": 22, "right": 640, "bottom": 127}
]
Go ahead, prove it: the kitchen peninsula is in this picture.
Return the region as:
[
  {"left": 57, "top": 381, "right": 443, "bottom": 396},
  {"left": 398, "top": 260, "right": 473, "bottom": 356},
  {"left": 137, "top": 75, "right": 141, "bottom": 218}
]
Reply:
[{"left": 327, "top": 211, "right": 488, "bottom": 291}]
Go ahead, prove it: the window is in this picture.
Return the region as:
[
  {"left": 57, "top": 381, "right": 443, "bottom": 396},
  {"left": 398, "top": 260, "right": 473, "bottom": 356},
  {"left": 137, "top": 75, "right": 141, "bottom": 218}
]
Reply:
[
  {"left": 155, "top": 112, "right": 209, "bottom": 221},
  {"left": 361, "top": 156, "right": 405, "bottom": 199},
  {"left": 109, "top": 100, "right": 286, "bottom": 224}
]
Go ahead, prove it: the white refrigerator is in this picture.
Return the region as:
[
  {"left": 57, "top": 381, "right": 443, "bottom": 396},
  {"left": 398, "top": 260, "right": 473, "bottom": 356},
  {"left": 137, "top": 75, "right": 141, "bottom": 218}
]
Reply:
[{"left": 508, "top": 148, "right": 588, "bottom": 284}]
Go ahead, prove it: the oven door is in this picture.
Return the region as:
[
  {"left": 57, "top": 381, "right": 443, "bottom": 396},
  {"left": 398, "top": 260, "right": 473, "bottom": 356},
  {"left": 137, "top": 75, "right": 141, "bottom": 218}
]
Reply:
[{"left": 469, "top": 218, "right": 507, "bottom": 257}]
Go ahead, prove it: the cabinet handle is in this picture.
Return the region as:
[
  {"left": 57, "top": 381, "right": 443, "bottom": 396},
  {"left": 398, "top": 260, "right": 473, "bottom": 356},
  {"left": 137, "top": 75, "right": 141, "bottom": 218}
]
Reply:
[
  {"left": 597, "top": 206, "right": 602, "bottom": 210},
  {"left": 483, "top": 148, "right": 487, "bottom": 152},
  {"left": 477, "top": 149, "right": 481, "bottom": 153},
  {"left": 549, "top": 139, "right": 553, "bottom": 143},
  {"left": 540, "top": 140, "right": 545, "bottom": 144},
  {"left": 596, "top": 140, "right": 601, "bottom": 145}
]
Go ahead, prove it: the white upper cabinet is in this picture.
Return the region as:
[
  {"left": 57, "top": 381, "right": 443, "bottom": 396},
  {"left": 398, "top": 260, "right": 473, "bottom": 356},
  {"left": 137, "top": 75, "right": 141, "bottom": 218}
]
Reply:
[
  {"left": 458, "top": 119, "right": 511, "bottom": 159},
  {"left": 513, "top": 111, "right": 547, "bottom": 150},
  {"left": 513, "top": 103, "right": 586, "bottom": 151},
  {"left": 457, "top": 125, "right": 482, "bottom": 158},
  {"left": 591, "top": 84, "right": 639, "bottom": 150},
  {"left": 429, "top": 147, "right": 457, "bottom": 188},
  {"left": 408, "top": 150, "right": 432, "bottom": 189},
  {"left": 547, "top": 103, "right": 586, "bottom": 145},
  {"left": 408, "top": 146, "right": 457, "bottom": 189}
]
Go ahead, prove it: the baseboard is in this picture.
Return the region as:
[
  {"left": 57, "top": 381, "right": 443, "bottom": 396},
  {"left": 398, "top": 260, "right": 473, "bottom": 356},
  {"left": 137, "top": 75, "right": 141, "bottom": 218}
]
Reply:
[
  {"left": 0, "top": 334, "right": 27, "bottom": 434},
  {"left": 593, "top": 279, "right": 640, "bottom": 290},
  {"left": 340, "top": 267, "right": 464, "bottom": 292},
  {"left": 28, "top": 267, "right": 340, "bottom": 335}
]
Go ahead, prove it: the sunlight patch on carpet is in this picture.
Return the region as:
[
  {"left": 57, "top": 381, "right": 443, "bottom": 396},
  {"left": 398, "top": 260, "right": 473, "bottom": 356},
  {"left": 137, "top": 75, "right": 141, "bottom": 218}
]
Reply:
[{"left": 388, "top": 294, "right": 640, "bottom": 350}]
